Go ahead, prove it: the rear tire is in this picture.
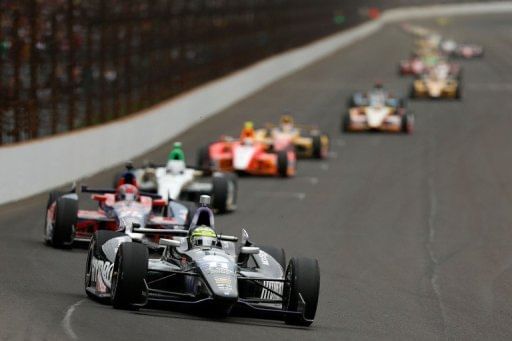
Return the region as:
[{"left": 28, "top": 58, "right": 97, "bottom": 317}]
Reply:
[
  {"left": 342, "top": 114, "right": 351, "bottom": 132},
  {"left": 197, "top": 145, "right": 211, "bottom": 170},
  {"left": 111, "top": 242, "right": 148, "bottom": 310},
  {"left": 455, "top": 85, "right": 462, "bottom": 99},
  {"left": 212, "top": 176, "right": 229, "bottom": 213},
  {"left": 52, "top": 197, "right": 78, "bottom": 247},
  {"left": 311, "top": 135, "right": 323, "bottom": 159},
  {"left": 409, "top": 85, "right": 416, "bottom": 99},
  {"left": 277, "top": 151, "right": 288, "bottom": 177},
  {"left": 44, "top": 191, "right": 64, "bottom": 244},
  {"left": 401, "top": 114, "right": 414, "bottom": 134},
  {"left": 283, "top": 257, "right": 320, "bottom": 326}
]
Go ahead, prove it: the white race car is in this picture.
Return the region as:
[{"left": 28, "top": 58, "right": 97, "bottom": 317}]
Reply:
[{"left": 115, "top": 144, "right": 237, "bottom": 213}]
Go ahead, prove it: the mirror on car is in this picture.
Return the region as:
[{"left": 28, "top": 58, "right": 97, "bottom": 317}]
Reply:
[
  {"left": 240, "top": 246, "right": 260, "bottom": 254},
  {"left": 159, "top": 238, "right": 182, "bottom": 248},
  {"left": 241, "top": 229, "right": 250, "bottom": 245}
]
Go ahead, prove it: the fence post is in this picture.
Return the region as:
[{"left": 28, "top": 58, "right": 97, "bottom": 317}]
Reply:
[
  {"left": 67, "top": 0, "right": 76, "bottom": 131},
  {"left": 29, "top": 0, "right": 39, "bottom": 139},
  {"left": 12, "top": 9, "right": 22, "bottom": 143}
]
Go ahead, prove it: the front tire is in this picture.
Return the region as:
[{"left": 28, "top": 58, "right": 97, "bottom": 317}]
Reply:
[
  {"left": 283, "top": 257, "right": 320, "bottom": 326},
  {"left": 111, "top": 242, "right": 148, "bottom": 310},
  {"left": 84, "top": 231, "right": 126, "bottom": 300}
]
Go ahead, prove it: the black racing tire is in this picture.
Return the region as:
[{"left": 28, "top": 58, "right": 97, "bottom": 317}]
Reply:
[
  {"left": 311, "top": 135, "right": 323, "bottom": 159},
  {"left": 455, "top": 85, "right": 462, "bottom": 100},
  {"left": 222, "top": 172, "right": 238, "bottom": 207},
  {"left": 111, "top": 242, "right": 148, "bottom": 310},
  {"left": 46, "top": 191, "right": 64, "bottom": 210},
  {"left": 409, "top": 84, "right": 416, "bottom": 99},
  {"left": 398, "top": 97, "right": 407, "bottom": 109},
  {"left": 283, "top": 257, "right": 320, "bottom": 326},
  {"left": 197, "top": 145, "right": 211, "bottom": 170},
  {"left": 212, "top": 176, "right": 229, "bottom": 213},
  {"left": 44, "top": 191, "right": 64, "bottom": 244},
  {"left": 277, "top": 151, "right": 288, "bottom": 177},
  {"left": 346, "top": 96, "right": 356, "bottom": 108},
  {"left": 52, "top": 197, "right": 78, "bottom": 248},
  {"left": 84, "top": 231, "right": 126, "bottom": 300},
  {"left": 401, "top": 114, "right": 413, "bottom": 134},
  {"left": 342, "top": 113, "right": 351, "bottom": 132},
  {"left": 259, "top": 245, "right": 286, "bottom": 270}
]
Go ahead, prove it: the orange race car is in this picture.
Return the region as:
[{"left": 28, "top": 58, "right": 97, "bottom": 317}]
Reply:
[
  {"left": 197, "top": 122, "right": 296, "bottom": 177},
  {"left": 254, "top": 115, "right": 329, "bottom": 159}
]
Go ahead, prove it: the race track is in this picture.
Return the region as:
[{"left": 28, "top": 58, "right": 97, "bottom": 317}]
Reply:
[{"left": 1, "top": 14, "right": 512, "bottom": 340}]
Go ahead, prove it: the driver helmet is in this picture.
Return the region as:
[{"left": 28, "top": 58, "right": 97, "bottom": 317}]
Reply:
[
  {"left": 373, "top": 80, "right": 383, "bottom": 90},
  {"left": 240, "top": 121, "right": 255, "bottom": 140},
  {"left": 167, "top": 142, "right": 186, "bottom": 174},
  {"left": 280, "top": 115, "right": 295, "bottom": 132},
  {"left": 190, "top": 225, "right": 217, "bottom": 248},
  {"left": 116, "top": 184, "right": 140, "bottom": 202},
  {"left": 168, "top": 142, "right": 185, "bottom": 162}
]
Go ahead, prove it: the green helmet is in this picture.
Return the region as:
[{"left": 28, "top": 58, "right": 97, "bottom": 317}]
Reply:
[{"left": 168, "top": 142, "right": 185, "bottom": 162}]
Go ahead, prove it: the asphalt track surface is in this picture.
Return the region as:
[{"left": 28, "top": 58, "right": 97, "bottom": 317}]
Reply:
[{"left": 2, "top": 14, "right": 512, "bottom": 340}]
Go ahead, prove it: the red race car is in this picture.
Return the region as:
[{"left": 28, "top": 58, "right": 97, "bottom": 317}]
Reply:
[
  {"left": 197, "top": 122, "right": 296, "bottom": 177},
  {"left": 44, "top": 182, "right": 191, "bottom": 248}
]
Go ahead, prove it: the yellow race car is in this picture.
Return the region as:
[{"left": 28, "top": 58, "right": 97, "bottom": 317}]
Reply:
[
  {"left": 255, "top": 116, "right": 329, "bottom": 159},
  {"left": 410, "top": 72, "right": 461, "bottom": 100}
]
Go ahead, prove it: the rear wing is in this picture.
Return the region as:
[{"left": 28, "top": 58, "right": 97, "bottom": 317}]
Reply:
[{"left": 81, "top": 185, "right": 162, "bottom": 200}]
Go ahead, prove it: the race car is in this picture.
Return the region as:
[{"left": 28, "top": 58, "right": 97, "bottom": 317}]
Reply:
[
  {"left": 114, "top": 143, "right": 237, "bottom": 213},
  {"left": 342, "top": 83, "right": 413, "bottom": 134},
  {"left": 197, "top": 122, "right": 296, "bottom": 177},
  {"left": 254, "top": 115, "right": 329, "bottom": 159},
  {"left": 84, "top": 195, "right": 320, "bottom": 326},
  {"left": 409, "top": 66, "right": 461, "bottom": 100},
  {"left": 44, "top": 182, "right": 190, "bottom": 248},
  {"left": 440, "top": 40, "right": 484, "bottom": 59},
  {"left": 399, "top": 54, "right": 460, "bottom": 77}
]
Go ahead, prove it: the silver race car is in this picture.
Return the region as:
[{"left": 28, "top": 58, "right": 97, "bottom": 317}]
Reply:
[{"left": 84, "top": 195, "right": 320, "bottom": 326}]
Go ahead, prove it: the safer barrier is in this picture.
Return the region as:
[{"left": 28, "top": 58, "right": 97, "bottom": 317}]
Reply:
[{"left": 0, "top": 1, "right": 511, "bottom": 205}]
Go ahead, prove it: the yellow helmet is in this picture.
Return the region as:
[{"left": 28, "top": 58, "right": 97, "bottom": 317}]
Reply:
[
  {"left": 281, "top": 115, "right": 294, "bottom": 125},
  {"left": 190, "top": 226, "right": 217, "bottom": 247},
  {"left": 244, "top": 121, "right": 254, "bottom": 130}
]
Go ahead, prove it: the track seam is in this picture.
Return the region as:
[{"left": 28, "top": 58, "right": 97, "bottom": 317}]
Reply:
[{"left": 426, "top": 129, "right": 447, "bottom": 336}]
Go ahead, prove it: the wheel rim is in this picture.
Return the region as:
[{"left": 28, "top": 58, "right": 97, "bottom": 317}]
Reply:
[
  {"left": 283, "top": 262, "right": 294, "bottom": 310},
  {"left": 111, "top": 251, "right": 122, "bottom": 299}
]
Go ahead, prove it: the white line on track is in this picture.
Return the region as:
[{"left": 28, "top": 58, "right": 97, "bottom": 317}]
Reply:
[
  {"left": 62, "top": 299, "right": 85, "bottom": 340},
  {"left": 320, "top": 163, "right": 329, "bottom": 171}
]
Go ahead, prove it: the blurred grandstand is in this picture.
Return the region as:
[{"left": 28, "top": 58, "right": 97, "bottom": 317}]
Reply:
[{"left": 0, "top": 0, "right": 493, "bottom": 144}]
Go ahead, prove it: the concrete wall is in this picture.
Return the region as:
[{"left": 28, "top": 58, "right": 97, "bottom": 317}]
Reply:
[{"left": 1, "top": 1, "right": 511, "bottom": 204}]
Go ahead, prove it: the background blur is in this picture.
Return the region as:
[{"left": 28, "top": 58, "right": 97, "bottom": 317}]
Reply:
[{"left": 0, "top": 0, "right": 492, "bottom": 144}]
